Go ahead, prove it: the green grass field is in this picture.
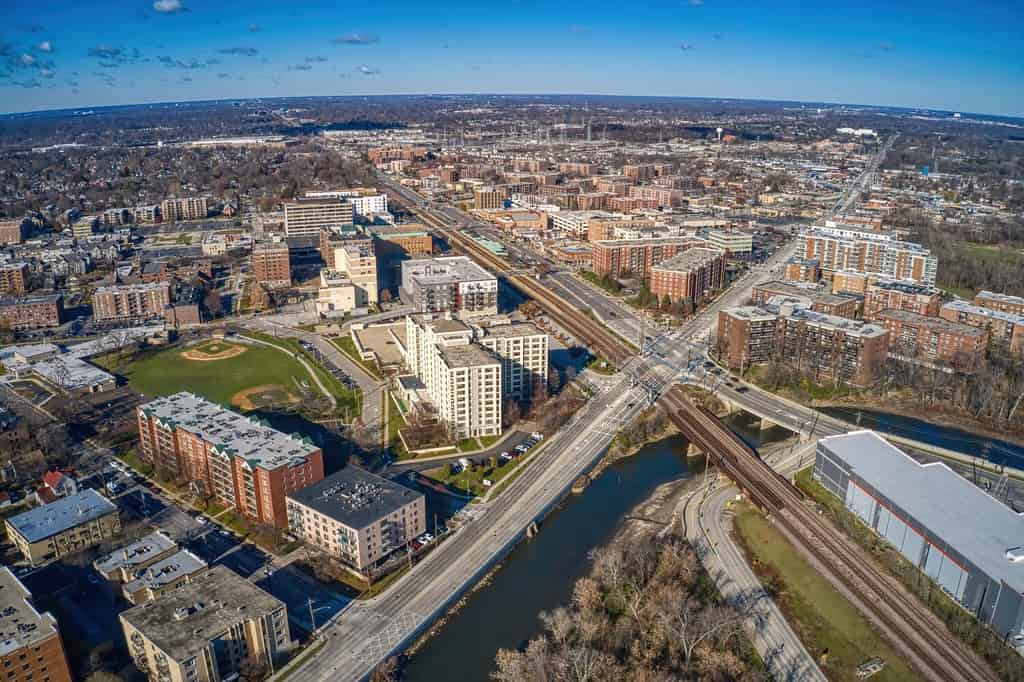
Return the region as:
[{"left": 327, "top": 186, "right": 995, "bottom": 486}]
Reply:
[
  {"left": 117, "top": 342, "right": 312, "bottom": 408},
  {"left": 242, "top": 332, "right": 362, "bottom": 416},
  {"left": 733, "top": 503, "right": 921, "bottom": 682}
]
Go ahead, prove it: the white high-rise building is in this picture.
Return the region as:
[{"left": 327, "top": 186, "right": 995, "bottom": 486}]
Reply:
[
  {"left": 477, "top": 322, "right": 549, "bottom": 402},
  {"left": 305, "top": 189, "right": 387, "bottom": 217},
  {"left": 403, "top": 315, "right": 502, "bottom": 438}
]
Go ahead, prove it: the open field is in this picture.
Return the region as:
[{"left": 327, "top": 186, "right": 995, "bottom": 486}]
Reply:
[
  {"left": 179, "top": 339, "right": 248, "bottom": 361},
  {"left": 114, "top": 341, "right": 313, "bottom": 409},
  {"left": 242, "top": 332, "right": 361, "bottom": 416},
  {"left": 732, "top": 501, "right": 921, "bottom": 682}
]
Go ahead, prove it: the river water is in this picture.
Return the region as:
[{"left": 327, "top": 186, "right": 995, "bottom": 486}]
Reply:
[
  {"left": 400, "top": 405, "right": 1019, "bottom": 681},
  {"left": 818, "top": 406, "right": 1024, "bottom": 470},
  {"left": 402, "top": 414, "right": 787, "bottom": 682}
]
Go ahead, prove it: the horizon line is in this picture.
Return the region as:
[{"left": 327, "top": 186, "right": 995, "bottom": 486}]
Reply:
[{"left": 4, "top": 92, "right": 1022, "bottom": 124}]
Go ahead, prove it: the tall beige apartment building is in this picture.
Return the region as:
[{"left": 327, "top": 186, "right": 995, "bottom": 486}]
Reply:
[
  {"left": 403, "top": 315, "right": 502, "bottom": 438},
  {"left": 120, "top": 566, "right": 291, "bottom": 682},
  {"left": 284, "top": 197, "right": 354, "bottom": 238},
  {"left": 161, "top": 197, "right": 208, "bottom": 222},
  {"left": 336, "top": 241, "right": 378, "bottom": 305},
  {"left": 92, "top": 282, "right": 170, "bottom": 323}
]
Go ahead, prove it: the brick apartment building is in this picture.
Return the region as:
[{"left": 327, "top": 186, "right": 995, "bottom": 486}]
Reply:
[
  {"left": 160, "top": 197, "right": 208, "bottom": 222},
  {"left": 752, "top": 280, "right": 860, "bottom": 319},
  {"left": 0, "top": 567, "right": 73, "bottom": 682},
  {"left": 717, "top": 307, "right": 780, "bottom": 369},
  {"left": 0, "top": 262, "right": 29, "bottom": 296},
  {"left": 862, "top": 280, "right": 943, "bottom": 321},
  {"left": 473, "top": 187, "right": 506, "bottom": 210},
  {"left": 0, "top": 294, "right": 65, "bottom": 330},
  {"left": 136, "top": 392, "right": 324, "bottom": 528},
  {"left": 717, "top": 304, "right": 889, "bottom": 386},
  {"left": 650, "top": 248, "right": 726, "bottom": 304},
  {"left": 0, "top": 219, "right": 27, "bottom": 245},
  {"left": 591, "top": 237, "right": 705, "bottom": 279},
  {"left": 367, "top": 145, "right": 427, "bottom": 164},
  {"left": 940, "top": 300, "right": 1024, "bottom": 354},
  {"left": 252, "top": 240, "right": 291, "bottom": 289},
  {"left": 782, "top": 257, "right": 821, "bottom": 283},
  {"left": 803, "top": 227, "right": 938, "bottom": 285},
  {"left": 92, "top": 282, "right": 170, "bottom": 323},
  {"left": 876, "top": 309, "right": 988, "bottom": 372},
  {"left": 974, "top": 290, "right": 1024, "bottom": 316}
]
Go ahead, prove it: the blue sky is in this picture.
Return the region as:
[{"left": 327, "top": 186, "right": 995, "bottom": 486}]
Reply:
[{"left": 1, "top": 0, "right": 1022, "bottom": 117}]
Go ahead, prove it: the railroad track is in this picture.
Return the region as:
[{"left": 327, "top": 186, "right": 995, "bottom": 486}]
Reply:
[
  {"left": 660, "top": 387, "right": 997, "bottom": 682},
  {"left": 412, "top": 208, "right": 635, "bottom": 366}
]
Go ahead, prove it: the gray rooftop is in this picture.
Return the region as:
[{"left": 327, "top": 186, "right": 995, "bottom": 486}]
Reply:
[
  {"left": 779, "top": 303, "right": 888, "bottom": 338},
  {"left": 756, "top": 280, "right": 856, "bottom": 307},
  {"left": 402, "top": 256, "right": 495, "bottom": 286},
  {"left": 819, "top": 431, "right": 1024, "bottom": 596},
  {"left": 139, "top": 392, "right": 319, "bottom": 471},
  {"left": 122, "top": 549, "right": 207, "bottom": 595},
  {"left": 417, "top": 316, "right": 471, "bottom": 335},
  {"left": 723, "top": 305, "right": 779, "bottom": 323},
  {"left": 94, "top": 530, "right": 177, "bottom": 577},
  {"left": 94, "top": 281, "right": 169, "bottom": 295},
  {"left": 652, "top": 247, "right": 725, "bottom": 272},
  {"left": 0, "top": 568, "right": 59, "bottom": 657},
  {"left": 0, "top": 293, "right": 63, "bottom": 308},
  {"left": 975, "top": 291, "right": 1024, "bottom": 306},
  {"left": 593, "top": 236, "right": 704, "bottom": 248},
  {"left": 440, "top": 343, "right": 500, "bottom": 369},
  {"left": 942, "top": 300, "right": 1024, "bottom": 325},
  {"left": 119, "top": 566, "right": 284, "bottom": 663},
  {"left": 877, "top": 308, "right": 987, "bottom": 336},
  {"left": 288, "top": 467, "right": 424, "bottom": 530},
  {"left": 480, "top": 321, "right": 546, "bottom": 339},
  {"left": 870, "top": 279, "right": 939, "bottom": 296},
  {"left": 6, "top": 489, "right": 117, "bottom": 544}
]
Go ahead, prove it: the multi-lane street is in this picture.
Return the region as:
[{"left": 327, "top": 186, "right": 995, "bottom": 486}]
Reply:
[
  {"left": 275, "top": 138, "right": 911, "bottom": 680},
  {"left": 280, "top": 356, "right": 674, "bottom": 680}
]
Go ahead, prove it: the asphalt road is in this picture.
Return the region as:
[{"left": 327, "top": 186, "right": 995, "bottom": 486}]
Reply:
[
  {"left": 684, "top": 439, "right": 827, "bottom": 682},
  {"left": 277, "top": 165, "right": 875, "bottom": 681},
  {"left": 278, "top": 357, "right": 672, "bottom": 681}
]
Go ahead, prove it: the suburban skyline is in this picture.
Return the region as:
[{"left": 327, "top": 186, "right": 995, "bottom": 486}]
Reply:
[{"left": 1, "top": 0, "right": 1022, "bottom": 117}]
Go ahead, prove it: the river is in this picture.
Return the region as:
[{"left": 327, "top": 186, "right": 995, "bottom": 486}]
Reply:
[
  {"left": 818, "top": 406, "right": 1024, "bottom": 470},
  {"left": 402, "top": 414, "right": 787, "bottom": 682}
]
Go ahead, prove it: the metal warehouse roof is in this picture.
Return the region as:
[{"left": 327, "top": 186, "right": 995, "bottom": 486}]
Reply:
[{"left": 819, "top": 430, "right": 1024, "bottom": 596}]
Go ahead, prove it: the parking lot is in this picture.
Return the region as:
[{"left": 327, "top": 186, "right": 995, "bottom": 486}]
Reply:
[
  {"left": 255, "top": 563, "right": 353, "bottom": 638},
  {"left": 297, "top": 338, "right": 358, "bottom": 391}
]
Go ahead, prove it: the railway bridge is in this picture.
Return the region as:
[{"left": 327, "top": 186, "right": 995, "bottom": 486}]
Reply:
[{"left": 658, "top": 384, "right": 997, "bottom": 682}]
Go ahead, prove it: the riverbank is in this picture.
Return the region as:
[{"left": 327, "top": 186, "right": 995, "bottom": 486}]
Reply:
[
  {"left": 400, "top": 435, "right": 693, "bottom": 682},
  {"left": 816, "top": 397, "right": 1024, "bottom": 449}
]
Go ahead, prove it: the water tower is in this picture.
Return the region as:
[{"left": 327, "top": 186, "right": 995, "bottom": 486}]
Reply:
[{"left": 716, "top": 127, "right": 723, "bottom": 142}]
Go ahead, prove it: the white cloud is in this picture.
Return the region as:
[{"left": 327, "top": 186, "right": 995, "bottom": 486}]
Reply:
[
  {"left": 37, "top": 41, "right": 53, "bottom": 53},
  {"left": 153, "top": 0, "right": 186, "bottom": 14}
]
